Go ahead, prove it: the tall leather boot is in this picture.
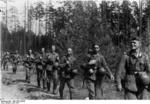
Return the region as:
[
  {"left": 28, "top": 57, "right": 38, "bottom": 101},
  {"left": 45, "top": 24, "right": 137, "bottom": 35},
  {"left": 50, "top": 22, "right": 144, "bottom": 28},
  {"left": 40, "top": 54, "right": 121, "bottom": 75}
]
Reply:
[
  {"left": 43, "top": 79, "right": 46, "bottom": 89},
  {"left": 47, "top": 82, "right": 50, "bottom": 91},
  {"left": 37, "top": 79, "right": 40, "bottom": 87}
]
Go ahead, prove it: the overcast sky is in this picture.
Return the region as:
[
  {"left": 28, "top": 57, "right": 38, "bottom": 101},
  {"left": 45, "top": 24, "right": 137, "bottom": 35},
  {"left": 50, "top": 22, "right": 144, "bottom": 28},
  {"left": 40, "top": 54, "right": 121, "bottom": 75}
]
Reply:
[
  {"left": 0, "top": 0, "right": 142, "bottom": 13},
  {"left": 0, "top": 0, "right": 141, "bottom": 8}
]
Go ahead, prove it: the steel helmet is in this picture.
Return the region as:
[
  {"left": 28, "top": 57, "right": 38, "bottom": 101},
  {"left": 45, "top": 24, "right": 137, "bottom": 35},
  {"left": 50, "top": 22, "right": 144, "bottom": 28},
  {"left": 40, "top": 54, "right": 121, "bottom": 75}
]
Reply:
[
  {"left": 138, "top": 72, "right": 150, "bottom": 85},
  {"left": 89, "top": 60, "right": 96, "bottom": 65},
  {"left": 72, "top": 69, "right": 78, "bottom": 74},
  {"left": 98, "top": 67, "right": 106, "bottom": 74}
]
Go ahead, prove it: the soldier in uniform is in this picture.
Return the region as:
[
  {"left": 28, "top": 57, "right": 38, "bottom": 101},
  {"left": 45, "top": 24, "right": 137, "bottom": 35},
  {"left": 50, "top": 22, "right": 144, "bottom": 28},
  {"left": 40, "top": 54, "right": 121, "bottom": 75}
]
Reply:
[
  {"left": 46, "top": 45, "right": 60, "bottom": 94},
  {"left": 41, "top": 48, "right": 47, "bottom": 89},
  {"left": 11, "top": 50, "right": 20, "bottom": 73},
  {"left": 45, "top": 50, "right": 53, "bottom": 92},
  {"left": 2, "top": 52, "right": 10, "bottom": 70},
  {"left": 35, "top": 48, "right": 47, "bottom": 88},
  {"left": 116, "top": 37, "right": 150, "bottom": 99},
  {"left": 84, "top": 44, "right": 114, "bottom": 99},
  {"left": 81, "top": 48, "right": 93, "bottom": 88},
  {"left": 23, "top": 49, "right": 35, "bottom": 83},
  {"left": 59, "top": 48, "right": 78, "bottom": 99}
]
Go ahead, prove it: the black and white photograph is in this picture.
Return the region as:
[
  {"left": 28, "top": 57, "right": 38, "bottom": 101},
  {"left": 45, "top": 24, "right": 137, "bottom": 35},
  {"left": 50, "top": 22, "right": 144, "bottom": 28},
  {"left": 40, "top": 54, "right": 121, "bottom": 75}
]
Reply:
[{"left": 0, "top": 0, "right": 150, "bottom": 101}]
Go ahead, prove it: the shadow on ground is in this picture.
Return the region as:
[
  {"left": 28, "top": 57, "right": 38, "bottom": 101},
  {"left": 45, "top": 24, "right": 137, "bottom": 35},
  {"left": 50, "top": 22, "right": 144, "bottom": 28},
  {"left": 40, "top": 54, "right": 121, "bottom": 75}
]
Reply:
[
  {"left": 13, "top": 79, "right": 27, "bottom": 83},
  {"left": 16, "top": 82, "right": 60, "bottom": 100},
  {"left": 3, "top": 69, "right": 150, "bottom": 100}
]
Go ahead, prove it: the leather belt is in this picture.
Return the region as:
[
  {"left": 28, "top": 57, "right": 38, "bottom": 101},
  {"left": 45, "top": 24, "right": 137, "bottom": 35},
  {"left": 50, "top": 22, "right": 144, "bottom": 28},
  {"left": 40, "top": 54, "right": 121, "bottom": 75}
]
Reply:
[{"left": 126, "top": 71, "right": 143, "bottom": 75}]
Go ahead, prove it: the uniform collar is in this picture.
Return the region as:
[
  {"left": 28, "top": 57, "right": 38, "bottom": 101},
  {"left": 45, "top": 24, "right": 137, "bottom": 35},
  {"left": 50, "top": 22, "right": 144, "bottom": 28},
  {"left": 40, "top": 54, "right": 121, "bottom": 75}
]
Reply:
[
  {"left": 93, "top": 53, "right": 100, "bottom": 57},
  {"left": 131, "top": 50, "right": 142, "bottom": 58},
  {"left": 52, "top": 52, "right": 56, "bottom": 55},
  {"left": 66, "top": 54, "right": 71, "bottom": 57}
]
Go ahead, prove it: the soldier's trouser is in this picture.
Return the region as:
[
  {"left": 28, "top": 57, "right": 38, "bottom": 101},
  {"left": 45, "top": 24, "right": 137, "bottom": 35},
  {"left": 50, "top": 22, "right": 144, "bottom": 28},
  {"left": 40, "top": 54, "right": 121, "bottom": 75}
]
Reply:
[
  {"left": 12, "top": 64, "right": 17, "bottom": 73},
  {"left": 86, "top": 79, "right": 95, "bottom": 99},
  {"left": 46, "top": 70, "right": 52, "bottom": 91},
  {"left": 95, "top": 75, "right": 105, "bottom": 99},
  {"left": 36, "top": 68, "right": 43, "bottom": 87},
  {"left": 124, "top": 88, "right": 149, "bottom": 99},
  {"left": 3, "top": 61, "right": 6, "bottom": 70},
  {"left": 52, "top": 70, "right": 59, "bottom": 94},
  {"left": 3, "top": 61, "right": 8, "bottom": 70},
  {"left": 26, "top": 68, "right": 31, "bottom": 83},
  {"left": 42, "top": 70, "right": 47, "bottom": 89},
  {"left": 86, "top": 75, "right": 105, "bottom": 99},
  {"left": 59, "top": 78, "right": 75, "bottom": 99}
]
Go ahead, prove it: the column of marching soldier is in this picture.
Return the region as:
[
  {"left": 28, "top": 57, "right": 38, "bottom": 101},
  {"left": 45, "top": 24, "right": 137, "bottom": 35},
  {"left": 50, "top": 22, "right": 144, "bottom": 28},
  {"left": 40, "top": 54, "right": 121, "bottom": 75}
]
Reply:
[
  {"left": 23, "top": 45, "right": 78, "bottom": 99},
  {"left": 2, "top": 37, "right": 150, "bottom": 99}
]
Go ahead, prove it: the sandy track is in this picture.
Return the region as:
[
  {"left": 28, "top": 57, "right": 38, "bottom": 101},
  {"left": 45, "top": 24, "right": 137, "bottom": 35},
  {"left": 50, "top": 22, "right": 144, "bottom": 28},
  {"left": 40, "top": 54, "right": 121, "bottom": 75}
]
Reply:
[{"left": 2, "top": 64, "right": 150, "bottom": 100}]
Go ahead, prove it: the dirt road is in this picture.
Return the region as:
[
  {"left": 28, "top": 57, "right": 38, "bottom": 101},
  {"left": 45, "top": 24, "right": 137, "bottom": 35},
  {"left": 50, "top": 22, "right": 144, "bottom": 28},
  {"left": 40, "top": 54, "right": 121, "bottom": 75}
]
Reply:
[{"left": 1, "top": 64, "right": 138, "bottom": 100}]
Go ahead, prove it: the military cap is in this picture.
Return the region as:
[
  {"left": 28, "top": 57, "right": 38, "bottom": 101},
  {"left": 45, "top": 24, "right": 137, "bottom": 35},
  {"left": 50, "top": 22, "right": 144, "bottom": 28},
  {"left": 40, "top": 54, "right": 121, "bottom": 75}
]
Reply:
[{"left": 130, "top": 36, "right": 141, "bottom": 42}]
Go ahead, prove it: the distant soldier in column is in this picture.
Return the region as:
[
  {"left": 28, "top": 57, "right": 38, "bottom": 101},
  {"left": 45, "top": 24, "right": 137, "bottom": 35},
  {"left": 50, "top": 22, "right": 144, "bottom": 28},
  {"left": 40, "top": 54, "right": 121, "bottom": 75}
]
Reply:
[
  {"left": 35, "top": 48, "right": 45, "bottom": 87},
  {"left": 51, "top": 45, "right": 60, "bottom": 94},
  {"left": 84, "top": 44, "right": 114, "bottom": 99},
  {"left": 2, "top": 51, "right": 10, "bottom": 70},
  {"left": 116, "top": 37, "right": 150, "bottom": 99},
  {"left": 59, "top": 48, "right": 78, "bottom": 99},
  {"left": 45, "top": 49, "right": 53, "bottom": 92},
  {"left": 11, "top": 50, "right": 20, "bottom": 73},
  {"left": 41, "top": 48, "right": 47, "bottom": 89},
  {"left": 24, "top": 49, "right": 35, "bottom": 83},
  {"left": 46, "top": 45, "right": 60, "bottom": 94}
]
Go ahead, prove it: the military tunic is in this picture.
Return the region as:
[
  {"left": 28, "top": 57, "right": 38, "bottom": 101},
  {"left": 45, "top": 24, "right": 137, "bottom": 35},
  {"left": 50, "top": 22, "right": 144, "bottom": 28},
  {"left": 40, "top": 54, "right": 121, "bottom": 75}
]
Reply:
[
  {"left": 11, "top": 53, "right": 20, "bottom": 73},
  {"left": 46, "top": 52, "right": 59, "bottom": 92},
  {"left": 2, "top": 53, "right": 10, "bottom": 70},
  {"left": 116, "top": 50, "right": 150, "bottom": 99},
  {"left": 86, "top": 53, "right": 113, "bottom": 99},
  {"left": 59, "top": 54, "right": 76, "bottom": 99},
  {"left": 35, "top": 52, "right": 46, "bottom": 88},
  {"left": 24, "top": 53, "right": 34, "bottom": 83}
]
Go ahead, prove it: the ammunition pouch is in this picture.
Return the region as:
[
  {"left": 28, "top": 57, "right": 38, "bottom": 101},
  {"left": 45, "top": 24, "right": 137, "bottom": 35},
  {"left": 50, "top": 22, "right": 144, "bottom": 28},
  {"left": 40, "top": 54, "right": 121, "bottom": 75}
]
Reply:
[
  {"left": 147, "top": 84, "right": 150, "bottom": 92},
  {"left": 46, "top": 64, "right": 53, "bottom": 71},
  {"left": 96, "top": 67, "right": 107, "bottom": 75},
  {"left": 126, "top": 70, "right": 139, "bottom": 75},
  {"left": 37, "top": 64, "right": 43, "bottom": 70},
  {"left": 25, "top": 64, "right": 32, "bottom": 69},
  {"left": 70, "top": 69, "right": 78, "bottom": 77}
]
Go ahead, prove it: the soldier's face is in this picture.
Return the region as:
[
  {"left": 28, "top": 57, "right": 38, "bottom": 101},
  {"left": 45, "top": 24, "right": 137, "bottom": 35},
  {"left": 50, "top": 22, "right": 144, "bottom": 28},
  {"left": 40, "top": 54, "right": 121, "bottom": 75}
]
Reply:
[
  {"left": 94, "top": 45, "right": 100, "bottom": 53},
  {"left": 68, "top": 48, "right": 72, "bottom": 55},
  {"left": 41, "top": 48, "right": 45, "bottom": 52},
  {"left": 131, "top": 40, "right": 141, "bottom": 50},
  {"left": 29, "top": 50, "right": 32, "bottom": 54},
  {"left": 52, "top": 46, "right": 56, "bottom": 52}
]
